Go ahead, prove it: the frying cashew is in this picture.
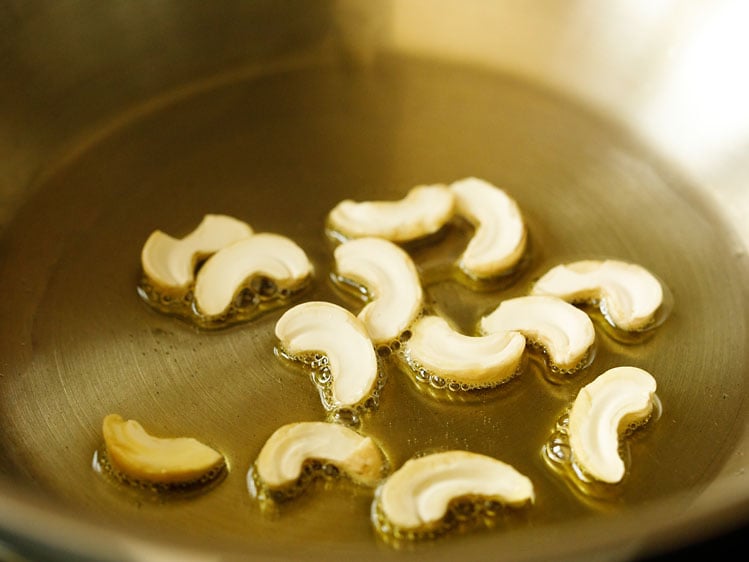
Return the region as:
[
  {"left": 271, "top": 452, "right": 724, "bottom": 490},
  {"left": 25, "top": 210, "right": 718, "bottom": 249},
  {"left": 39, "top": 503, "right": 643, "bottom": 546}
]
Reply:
[
  {"left": 374, "top": 450, "right": 534, "bottom": 533},
  {"left": 252, "top": 421, "right": 387, "bottom": 493},
  {"left": 326, "top": 184, "right": 455, "bottom": 243},
  {"left": 480, "top": 295, "right": 595, "bottom": 372},
  {"left": 403, "top": 315, "right": 526, "bottom": 388},
  {"left": 450, "top": 177, "right": 527, "bottom": 279},
  {"left": 531, "top": 260, "right": 664, "bottom": 331},
  {"left": 101, "top": 414, "right": 225, "bottom": 485},
  {"left": 334, "top": 237, "right": 423, "bottom": 345},
  {"left": 141, "top": 214, "right": 253, "bottom": 292},
  {"left": 193, "top": 233, "right": 313, "bottom": 318},
  {"left": 568, "top": 366, "right": 657, "bottom": 483},
  {"left": 275, "top": 301, "right": 379, "bottom": 410}
]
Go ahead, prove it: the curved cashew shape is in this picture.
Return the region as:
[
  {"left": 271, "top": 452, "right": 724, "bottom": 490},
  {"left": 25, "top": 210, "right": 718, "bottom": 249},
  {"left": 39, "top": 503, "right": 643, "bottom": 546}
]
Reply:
[
  {"left": 253, "top": 421, "right": 387, "bottom": 490},
  {"left": 450, "top": 177, "right": 527, "bottom": 279},
  {"left": 404, "top": 315, "right": 526, "bottom": 388},
  {"left": 327, "top": 184, "right": 455, "bottom": 243},
  {"left": 193, "top": 233, "right": 313, "bottom": 318},
  {"left": 376, "top": 450, "right": 534, "bottom": 531},
  {"left": 141, "top": 214, "right": 253, "bottom": 291},
  {"left": 334, "top": 237, "right": 423, "bottom": 345},
  {"left": 568, "top": 366, "right": 657, "bottom": 484},
  {"left": 480, "top": 295, "right": 595, "bottom": 372},
  {"left": 102, "top": 414, "right": 225, "bottom": 485},
  {"left": 531, "top": 260, "right": 664, "bottom": 331},
  {"left": 275, "top": 301, "right": 379, "bottom": 409}
]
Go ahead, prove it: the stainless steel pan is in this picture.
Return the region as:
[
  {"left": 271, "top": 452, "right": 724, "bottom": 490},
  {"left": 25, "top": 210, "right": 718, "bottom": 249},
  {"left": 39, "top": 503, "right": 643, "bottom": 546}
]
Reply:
[{"left": 2, "top": 2, "right": 748, "bottom": 560}]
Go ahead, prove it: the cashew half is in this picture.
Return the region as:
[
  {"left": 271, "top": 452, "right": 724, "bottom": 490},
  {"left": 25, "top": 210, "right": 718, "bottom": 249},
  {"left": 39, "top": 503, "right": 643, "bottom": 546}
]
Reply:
[
  {"left": 334, "top": 237, "right": 423, "bottom": 345},
  {"left": 275, "top": 301, "right": 379, "bottom": 410},
  {"left": 141, "top": 214, "right": 253, "bottom": 291},
  {"left": 193, "top": 233, "right": 313, "bottom": 318},
  {"left": 252, "top": 421, "right": 387, "bottom": 493},
  {"left": 326, "top": 184, "right": 455, "bottom": 243},
  {"left": 480, "top": 295, "right": 595, "bottom": 372},
  {"left": 375, "top": 450, "right": 534, "bottom": 532},
  {"left": 531, "top": 260, "right": 664, "bottom": 331},
  {"left": 568, "top": 366, "right": 657, "bottom": 483},
  {"left": 403, "top": 315, "right": 526, "bottom": 388},
  {"left": 450, "top": 177, "right": 527, "bottom": 279},
  {"left": 101, "top": 414, "right": 225, "bottom": 485}
]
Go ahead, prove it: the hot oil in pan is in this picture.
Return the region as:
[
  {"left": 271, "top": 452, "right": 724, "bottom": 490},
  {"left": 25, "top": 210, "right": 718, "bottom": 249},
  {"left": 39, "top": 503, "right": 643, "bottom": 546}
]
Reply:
[{"left": 1, "top": 54, "right": 747, "bottom": 554}]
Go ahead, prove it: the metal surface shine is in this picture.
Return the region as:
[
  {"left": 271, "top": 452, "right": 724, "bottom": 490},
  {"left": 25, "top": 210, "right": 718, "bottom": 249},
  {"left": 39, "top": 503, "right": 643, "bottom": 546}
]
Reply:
[{"left": 1, "top": 2, "right": 749, "bottom": 562}]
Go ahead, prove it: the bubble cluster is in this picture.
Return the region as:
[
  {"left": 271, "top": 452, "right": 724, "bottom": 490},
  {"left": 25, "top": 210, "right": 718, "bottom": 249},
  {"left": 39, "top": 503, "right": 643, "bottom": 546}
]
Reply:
[
  {"left": 275, "top": 346, "right": 387, "bottom": 421},
  {"left": 138, "top": 275, "right": 309, "bottom": 329},
  {"left": 375, "top": 329, "right": 413, "bottom": 358},
  {"left": 370, "top": 491, "right": 528, "bottom": 547},
  {"left": 248, "top": 458, "right": 367, "bottom": 506},
  {"left": 518, "top": 338, "right": 596, "bottom": 379},
  {"left": 400, "top": 351, "right": 523, "bottom": 394}
]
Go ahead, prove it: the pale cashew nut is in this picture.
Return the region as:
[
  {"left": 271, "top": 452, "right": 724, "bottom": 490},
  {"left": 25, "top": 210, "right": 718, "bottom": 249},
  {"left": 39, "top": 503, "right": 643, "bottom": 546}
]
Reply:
[
  {"left": 374, "top": 450, "right": 534, "bottom": 534},
  {"left": 193, "top": 233, "right": 313, "bottom": 318},
  {"left": 450, "top": 177, "right": 527, "bottom": 279},
  {"left": 251, "top": 421, "right": 387, "bottom": 495},
  {"left": 141, "top": 214, "right": 253, "bottom": 291},
  {"left": 480, "top": 295, "right": 595, "bottom": 372},
  {"left": 568, "top": 366, "right": 657, "bottom": 483},
  {"left": 275, "top": 301, "right": 379, "bottom": 410},
  {"left": 334, "top": 237, "right": 423, "bottom": 345},
  {"left": 101, "top": 414, "right": 225, "bottom": 486},
  {"left": 531, "top": 259, "right": 665, "bottom": 331},
  {"left": 326, "top": 184, "right": 455, "bottom": 243},
  {"left": 403, "top": 315, "right": 526, "bottom": 389}
]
